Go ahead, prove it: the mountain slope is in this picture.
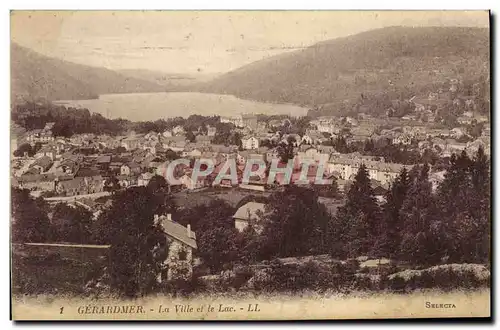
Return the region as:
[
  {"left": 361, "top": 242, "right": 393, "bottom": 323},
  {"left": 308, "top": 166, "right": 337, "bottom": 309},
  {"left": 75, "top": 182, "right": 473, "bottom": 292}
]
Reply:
[
  {"left": 198, "top": 26, "right": 490, "bottom": 111},
  {"left": 11, "top": 43, "right": 166, "bottom": 103},
  {"left": 118, "top": 69, "right": 218, "bottom": 90}
]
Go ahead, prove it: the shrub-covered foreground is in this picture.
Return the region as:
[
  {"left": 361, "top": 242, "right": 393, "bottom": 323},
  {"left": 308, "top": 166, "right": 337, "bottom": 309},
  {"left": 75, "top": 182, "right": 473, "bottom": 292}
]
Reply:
[
  {"left": 12, "top": 250, "right": 490, "bottom": 298},
  {"left": 197, "top": 259, "right": 489, "bottom": 296}
]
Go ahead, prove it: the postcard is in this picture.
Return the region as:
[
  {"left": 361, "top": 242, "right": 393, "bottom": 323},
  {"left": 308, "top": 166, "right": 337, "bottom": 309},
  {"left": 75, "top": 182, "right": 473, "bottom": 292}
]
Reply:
[{"left": 10, "top": 10, "right": 491, "bottom": 320}]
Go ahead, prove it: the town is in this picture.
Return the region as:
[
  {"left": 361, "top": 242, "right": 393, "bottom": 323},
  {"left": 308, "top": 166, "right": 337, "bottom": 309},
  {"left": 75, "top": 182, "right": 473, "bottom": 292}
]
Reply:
[{"left": 10, "top": 74, "right": 491, "bottom": 297}]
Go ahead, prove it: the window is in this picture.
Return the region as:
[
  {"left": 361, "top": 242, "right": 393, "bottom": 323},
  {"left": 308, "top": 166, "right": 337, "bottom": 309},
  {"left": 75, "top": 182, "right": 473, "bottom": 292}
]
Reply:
[{"left": 178, "top": 248, "right": 188, "bottom": 261}]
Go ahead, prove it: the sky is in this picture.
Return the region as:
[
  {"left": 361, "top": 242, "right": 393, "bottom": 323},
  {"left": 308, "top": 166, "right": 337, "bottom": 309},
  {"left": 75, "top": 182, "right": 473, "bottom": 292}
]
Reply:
[{"left": 11, "top": 10, "right": 489, "bottom": 75}]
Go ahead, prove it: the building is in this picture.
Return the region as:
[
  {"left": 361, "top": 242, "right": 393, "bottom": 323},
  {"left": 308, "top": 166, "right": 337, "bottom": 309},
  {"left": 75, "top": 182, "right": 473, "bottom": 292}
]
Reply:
[
  {"left": 120, "top": 162, "right": 141, "bottom": 176},
  {"left": 241, "top": 114, "right": 258, "bottom": 130},
  {"left": 30, "top": 156, "right": 53, "bottom": 173},
  {"left": 121, "top": 135, "right": 143, "bottom": 151},
  {"left": 207, "top": 126, "right": 217, "bottom": 137},
  {"left": 241, "top": 136, "right": 259, "bottom": 150},
  {"left": 56, "top": 175, "right": 104, "bottom": 196},
  {"left": 220, "top": 115, "right": 244, "bottom": 128},
  {"left": 17, "top": 173, "right": 57, "bottom": 191},
  {"left": 26, "top": 129, "right": 55, "bottom": 144},
  {"left": 156, "top": 214, "right": 197, "bottom": 281},
  {"left": 172, "top": 126, "right": 186, "bottom": 136},
  {"left": 137, "top": 172, "right": 154, "bottom": 186},
  {"left": 232, "top": 202, "right": 266, "bottom": 233},
  {"left": 327, "top": 156, "right": 408, "bottom": 186}
]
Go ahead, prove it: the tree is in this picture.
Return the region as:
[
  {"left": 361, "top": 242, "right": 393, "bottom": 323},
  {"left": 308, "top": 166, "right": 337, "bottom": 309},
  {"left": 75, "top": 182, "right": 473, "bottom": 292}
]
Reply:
[
  {"left": 373, "top": 168, "right": 410, "bottom": 258},
  {"left": 178, "top": 199, "right": 238, "bottom": 272},
  {"left": 92, "top": 186, "right": 172, "bottom": 296},
  {"left": 333, "top": 136, "right": 350, "bottom": 154},
  {"left": 11, "top": 187, "right": 52, "bottom": 242},
  {"left": 13, "top": 143, "right": 33, "bottom": 157},
  {"left": 186, "top": 131, "right": 196, "bottom": 143},
  {"left": 51, "top": 203, "right": 93, "bottom": 243},
  {"left": 469, "top": 146, "right": 490, "bottom": 263},
  {"left": 399, "top": 164, "right": 444, "bottom": 265},
  {"left": 277, "top": 137, "right": 295, "bottom": 163},
  {"left": 165, "top": 149, "right": 179, "bottom": 160},
  {"left": 147, "top": 175, "right": 177, "bottom": 217},
  {"left": 104, "top": 176, "right": 120, "bottom": 193},
  {"left": 259, "top": 185, "right": 331, "bottom": 259},
  {"left": 436, "top": 148, "right": 490, "bottom": 263},
  {"left": 329, "top": 164, "right": 380, "bottom": 257}
]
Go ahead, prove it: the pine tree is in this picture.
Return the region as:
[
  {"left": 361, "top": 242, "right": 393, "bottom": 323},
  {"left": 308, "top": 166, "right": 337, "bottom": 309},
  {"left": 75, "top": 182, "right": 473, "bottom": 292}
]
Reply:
[
  {"left": 330, "top": 164, "right": 380, "bottom": 257},
  {"left": 373, "top": 167, "right": 410, "bottom": 258},
  {"left": 399, "top": 164, "right": 444, "bottom": 265},
  {"left": 436, "top": 151, "right": 483, "bottom": 263},
  {"left": 470, "top": 146, "right": 491, "bottom": 263},
  {"left": 260, "top": 185, "right": 330, "bottom": 258}
]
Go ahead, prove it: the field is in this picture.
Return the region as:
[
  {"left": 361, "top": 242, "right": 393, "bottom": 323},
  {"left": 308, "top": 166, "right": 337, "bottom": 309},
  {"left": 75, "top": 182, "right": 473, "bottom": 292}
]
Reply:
[{"left": 12, "top": 289, "right": 490, "bottom": 320}]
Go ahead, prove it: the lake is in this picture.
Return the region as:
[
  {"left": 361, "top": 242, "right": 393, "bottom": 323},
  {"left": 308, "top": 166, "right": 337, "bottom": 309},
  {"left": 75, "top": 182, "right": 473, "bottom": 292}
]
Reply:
[{"left": 54, "top": 92, "right": 309, "bottom": 121}]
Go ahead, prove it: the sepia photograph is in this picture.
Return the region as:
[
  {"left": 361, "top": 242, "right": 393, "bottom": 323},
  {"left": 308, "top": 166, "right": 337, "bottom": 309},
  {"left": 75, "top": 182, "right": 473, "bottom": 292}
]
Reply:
[{"left": 9, "top": 10, "right": 491, "bottom": 320}]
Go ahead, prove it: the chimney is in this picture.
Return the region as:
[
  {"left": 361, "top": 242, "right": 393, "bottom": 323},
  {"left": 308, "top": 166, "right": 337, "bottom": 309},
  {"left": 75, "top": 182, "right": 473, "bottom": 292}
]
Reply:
[
  {"left": 166, "top": 213, "right": 172, "bottom": 221},
  {"left": 187, "top": 224, "right": 191, "bottom": 238}
]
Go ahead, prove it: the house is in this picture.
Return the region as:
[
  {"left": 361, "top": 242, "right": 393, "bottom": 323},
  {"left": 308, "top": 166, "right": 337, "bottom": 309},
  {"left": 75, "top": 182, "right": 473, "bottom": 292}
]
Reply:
[
  {"left": 392, "top": 133, "right": 412, "bottom": 145},
  {"left": 327, "top": 156, "right": 408, "bottom": 186},
  {"left": 120, "top": 162, "right": 141, "bottom": 176},
  {"left": 221, "top": 115, "right": 244, "bottom": 127},
  {"left": 26, "top": 128, "right": 55, "bottom": 144},
  {"left": 30, "top": 156, "right": 53, "bottom": 173},
  {"left": 121, "top": 135, "right": 143, "bottom": 151},
  {"left": 207, "top": 126, "right": 217, "bottom": 137},
  {"left": 56, "top": 175, "right": 104, "bottom": 196},
  {"left": 155, "top": 213, "right": 197, "bottom": 281},
  {"left": 195, "top": 135, "right": 212, "bottom": 145},
  {"left": 96, "top": 155, "right": 112, "bottom": 170},
  {"left": 295, "top": 145, "right": 333, "bottom": 165},
  {"left": 301, "top": 130, "right": 326, "bottom": 145},
  {"left": 162, "top": 136, "right": 188, "bottom": 152},
  {"left": 241, "top": 136, "right": 259, "bottom": 150},
  {"left": 35, "top": 145, "right": 57, "bottom": 160},
  {"left": 137, "top": 172, "right": 154, "bottom": 186},
  {"left": 232, "top": 202, "right": 266, "bottom": 233},
  {"left": 162, "top": 129, "right": 173, "bottom": 137},
  {"left": 145, "top": 131, "right": 160, "bottom": 141},
  {"left": 117, "top": 175, "right": 138, "bottom": 188},
  {"left": 17, "top": 173, "right": 57, "bottom": 191},
  {"left": 57, "top": 159, "right": 80, "bottom": 175},
  {"left": 182, "top": 147, "right": 203, "bottom": 158},
  {"left": 172, "top": 125, "right": 186, "bottom": 136},
  {"left": 179, "top": 173, "right": 206, "bottom": 190},
  {"left": 451, "top": 127, "right": 467, "bottom": 139}
]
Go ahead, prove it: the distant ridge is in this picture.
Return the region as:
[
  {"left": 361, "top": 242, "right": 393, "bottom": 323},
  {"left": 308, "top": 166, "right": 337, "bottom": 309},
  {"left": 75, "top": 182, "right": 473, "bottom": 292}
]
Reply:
[
  {"left": 197, "top": 26, "right": 489, "bottom": 113},
  {"left": 11, "top": 43, "right": 166, "bottom": 103}
]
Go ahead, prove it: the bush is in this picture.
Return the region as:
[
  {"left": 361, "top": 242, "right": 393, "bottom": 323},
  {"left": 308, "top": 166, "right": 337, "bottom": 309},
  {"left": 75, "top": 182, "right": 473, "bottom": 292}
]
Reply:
[
  {"left": 164, "top": 274, "right": 206, "bottom": 297},
  {"left": 385, "top": 264, "right": 490, "bottom": 292},
  {"left": 251, "top": 259, "right": 356, "bottom": 293}
]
